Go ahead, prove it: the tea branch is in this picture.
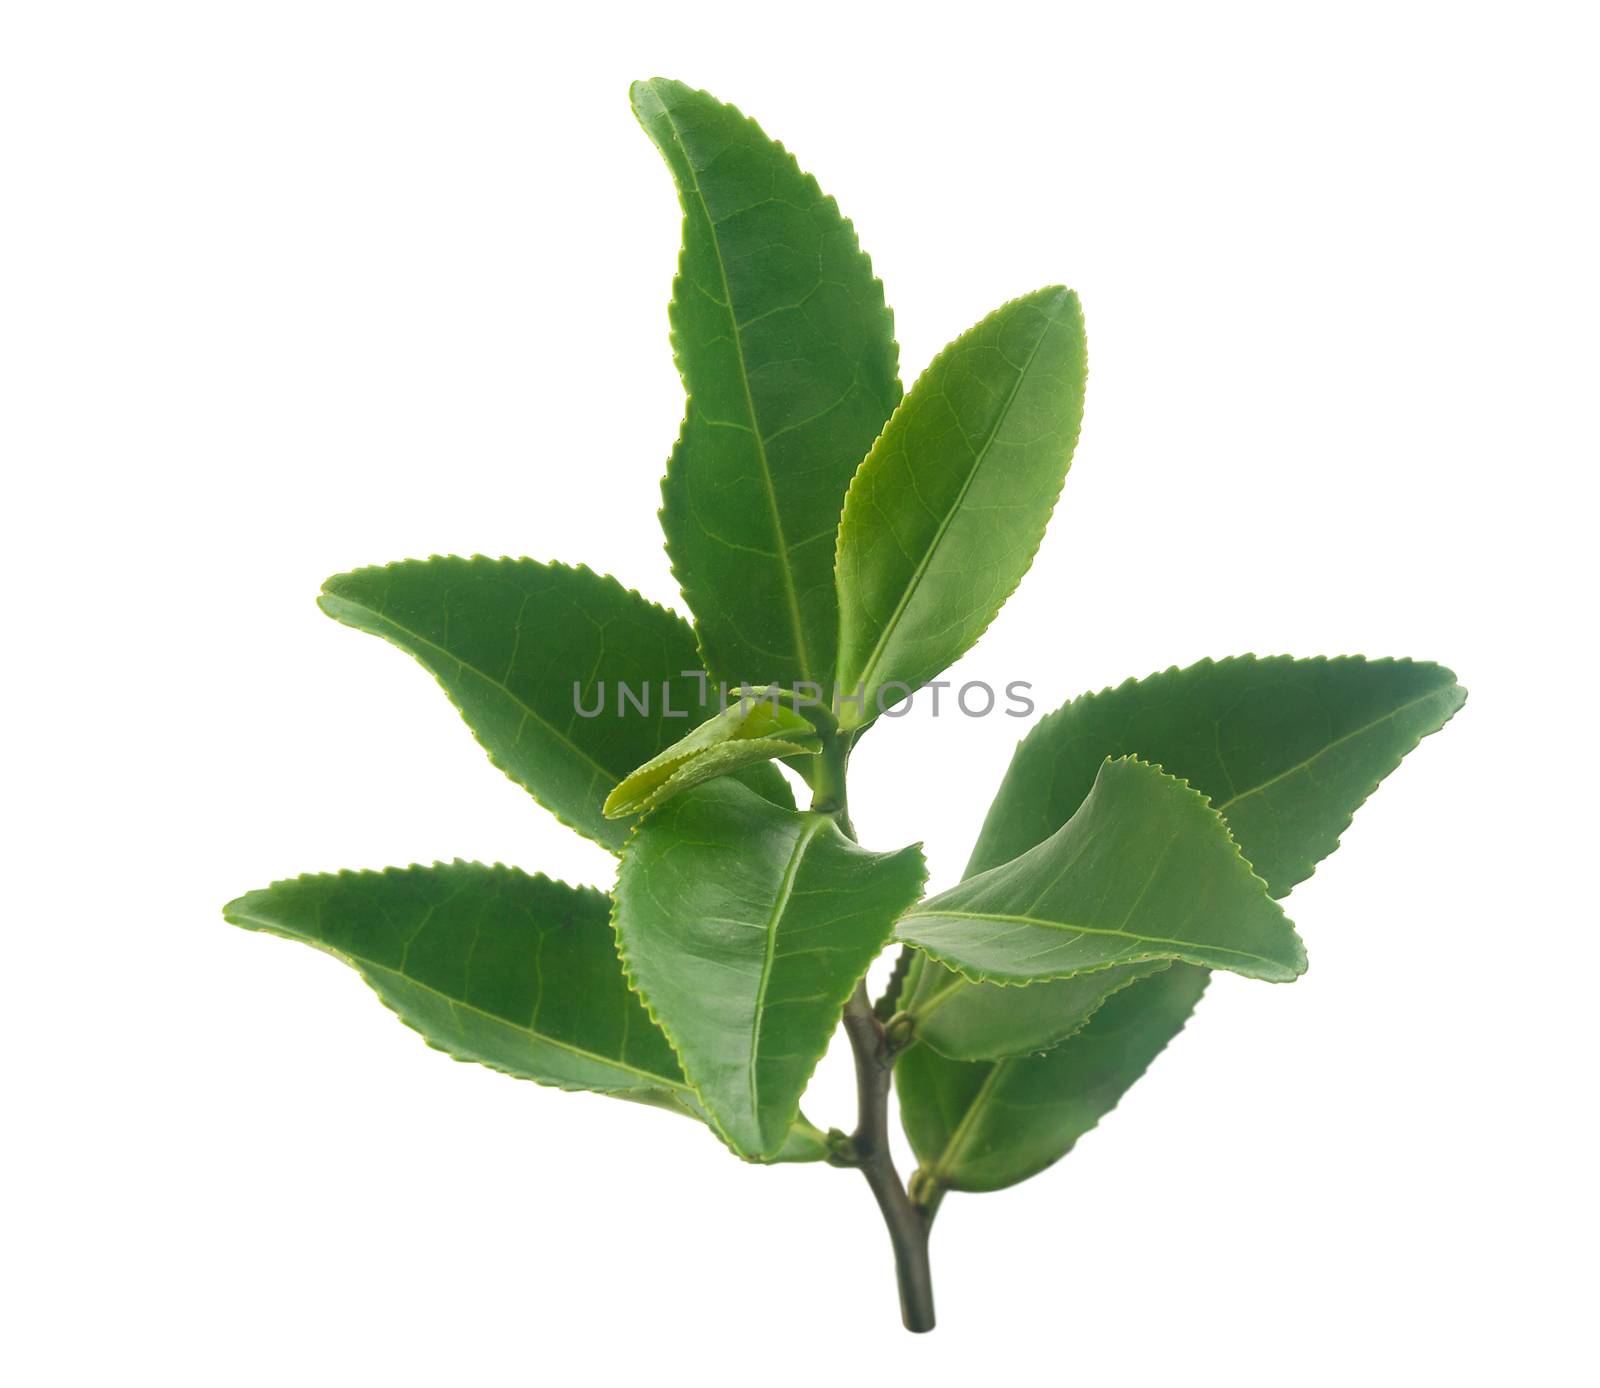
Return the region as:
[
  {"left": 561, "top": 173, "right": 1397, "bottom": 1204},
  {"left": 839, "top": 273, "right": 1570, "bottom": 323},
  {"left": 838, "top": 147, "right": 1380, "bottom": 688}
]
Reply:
[{"left": 814, "top": 736, "right": 937, "bottom": 1332}]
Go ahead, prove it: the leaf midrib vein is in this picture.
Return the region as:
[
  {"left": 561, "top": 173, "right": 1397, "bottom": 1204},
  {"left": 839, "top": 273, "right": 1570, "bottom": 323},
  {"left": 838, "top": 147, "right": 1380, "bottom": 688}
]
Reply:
[
  {"left": 747, "top": 817, "right": 828, "bottom": 1132},
  {"left": 1210, "top": 689, "right": 1449, "bottom": 813},
  {"left": 661, "top": 102, "right": 815, "bottom": 683},
  {"left": 934, "top": 1059, "right": 1010, "bottom": 1183},
  {"left": 901, "top": 910, "right": 1285, "bottom": 970},
  {"left": 234, "top": 912, "right": 683, "bottom": 1090},
  {"left": 846, "top": 306, "right": 1057, "bottom": 706},
  {"left": 328, "top": 597, "right": 618, "bottom": 783}
]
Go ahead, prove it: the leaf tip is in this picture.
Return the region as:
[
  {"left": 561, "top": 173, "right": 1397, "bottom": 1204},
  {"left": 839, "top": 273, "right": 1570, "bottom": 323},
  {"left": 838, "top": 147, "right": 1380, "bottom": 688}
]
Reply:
[
  {"left": 601, "top": 786, "right": 639, "bottom": 820},
  {"left": 627, "top": 75, "right": 659, "bottom": 111},
  {"left": 629, "top": 75, "right": 687, "bottom": 123}
]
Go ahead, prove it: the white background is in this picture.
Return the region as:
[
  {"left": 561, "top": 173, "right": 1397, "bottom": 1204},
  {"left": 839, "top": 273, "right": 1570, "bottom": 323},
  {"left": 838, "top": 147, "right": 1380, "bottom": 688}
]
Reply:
[{"left": 4, "top": 2, "right": 1595, "bottom": 1383}]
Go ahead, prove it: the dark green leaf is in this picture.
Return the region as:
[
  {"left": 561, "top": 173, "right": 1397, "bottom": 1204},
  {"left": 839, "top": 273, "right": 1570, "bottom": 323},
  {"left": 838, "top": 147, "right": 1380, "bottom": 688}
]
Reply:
[
  {"left": 897, "top": 964, "right": 1210, "bottom": 1192},
  {"left": 318, "top": 556, "right": 791, "bottom": 852},
  {"left": 834, "top": 287, "right": 1087, "bottom": 725},
  {"left": 905, "top": 959, "right": 1168, "bottom": 1061},
  {"left": 614, "top": 779, "right": 926, "bottom": 1159},
  {"left": 603, "top": 687, "right": 820, "bottom": 819},
  {"left": 897, "top": 757, "right": 1306, "bottom": 984},
  {"left": 906, "top": 656, "right": 1462, "bottom": 1104},
  {"left": 633, "top": 77, "right": 901, "bottom": 691},
  {"left": 223, "top": 862, "right": 690, "bottom": 1100},
  {"left": 969, "top": 655, "right": 1467, "bottom": 891},
  {"left": 224, "top": 861, "right": 828, "bottom": 1161}
]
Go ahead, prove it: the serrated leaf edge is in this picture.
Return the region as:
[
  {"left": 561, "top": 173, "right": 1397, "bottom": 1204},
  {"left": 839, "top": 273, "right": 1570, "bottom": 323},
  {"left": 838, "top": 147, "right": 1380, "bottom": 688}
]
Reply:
[
  {"left": 606, "top": 735, "right": 817, "bottom": 819},
  {"left": 833, "top": 284, "right": 1086, "bottom": 727},
  {"left": 318, "top": 554, "right": 707, "bottom": 856},
  {"left": 925, "top": 968, "right": 1213, "bottom": 1194},
  {"left": 899, "top": 755, "right": 1307, "bottom": 986},
  {"left": 222, "top": 859, "right": 691, "bottom": 1101},
  {"left": 610, "top": 799, "right": 928, "bottom": 1161},
  {"left": 981, "top": 654, "right": 1468, "bottom": 894},
  {"left": 633, "top": 76, "right": 902, "bottom": 691}
]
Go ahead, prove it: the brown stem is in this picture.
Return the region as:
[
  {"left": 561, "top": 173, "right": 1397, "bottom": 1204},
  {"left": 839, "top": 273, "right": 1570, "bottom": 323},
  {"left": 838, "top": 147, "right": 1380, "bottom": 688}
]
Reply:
[
  {"left": 811, "top": 738, "right": 935, "bottom": 1330},
  {"left": 840, "top": 983, "right": 936, "bottom": 1333}
]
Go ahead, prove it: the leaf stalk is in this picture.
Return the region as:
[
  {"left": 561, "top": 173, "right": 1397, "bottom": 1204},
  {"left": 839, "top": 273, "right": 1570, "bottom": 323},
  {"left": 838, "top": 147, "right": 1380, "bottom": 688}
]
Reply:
[{"left": 810, "top": 732, "right": 854, "bottom": 833}]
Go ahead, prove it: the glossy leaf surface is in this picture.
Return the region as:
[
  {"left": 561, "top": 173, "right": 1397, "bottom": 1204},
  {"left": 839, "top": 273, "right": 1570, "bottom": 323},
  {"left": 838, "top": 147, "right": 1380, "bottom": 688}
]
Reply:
[
  {"left": 897, "top": 757, "right": 1306, "bottom": 984},
  {"left": 897, "top": 964, "right": 1210, "bottom": 1191},
  {"left": 969, "top": 655, "right": 1467, "bottom": 891},
  {"left": 834, "top": 287, "right": 1086, "bottom": 725},
  {"left": 604, "top": 688, "right": 820, "bottom": 819},
  {"left": 615, "top": 779, "right": 926, "bottom": 1158},
  {"left": 319, "top": 556, "right": 790, "bottom": 852},
  {"left": 634, "top": 77, "right": 901, "bottom": 690}
]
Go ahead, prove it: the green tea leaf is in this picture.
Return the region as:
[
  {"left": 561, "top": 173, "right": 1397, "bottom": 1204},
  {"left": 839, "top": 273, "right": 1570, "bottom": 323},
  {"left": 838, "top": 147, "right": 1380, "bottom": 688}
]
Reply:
[
  {"left": 604, "top": 688, "right": 820, "bottom": 818},
  {"left": 614, "top": 779, "right": 926, "bottom": 1159},
  {"left": 224, "top": 861, "right": 828, "bottom": 1162},
  {"left": 769, "top": 1117, "right": 831, "bottom": 1163},
  {"left": 897, "top": 964, "right": 1210, "bottom": 1192},
  {"left": 318, "top": 556, "right": 791, "bottom": 852},
  {"left": 633, "top": 77, "right": 901, "bottom": 691},
  {"left": 905, "top": 959, "right": 1168, "bottom": 1061},
  {"left": 897, "top": 757, "right": 1306, "bottom": 984},
  {"left": 969, "top": 655, "right": 1467, "bottom": 891},
  {"left": 223, "top": 862, "right": 691, "bottom": 1101},
  {"left": 834, "top": 287, "right": 1086, "bottom": 726},
  {"left": 905, "top": 658, "right": 1462, "bottom": 1111}
]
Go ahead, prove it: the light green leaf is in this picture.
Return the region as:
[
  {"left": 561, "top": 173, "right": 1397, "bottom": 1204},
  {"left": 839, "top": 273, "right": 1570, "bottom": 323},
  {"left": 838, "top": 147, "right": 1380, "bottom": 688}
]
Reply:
[
  {"left": 897, "top": 964, "right": 1210, "bottom": 1192},
  {"left": 633, "top": 77, "right": 901, "bottom": 691},
  {"left": 904, "top": 959, "right": 1169, "bottom": 1061},
  {"left": 614, "top": 779, "right": 926, "bottom": 1159},
  {"left": 969, "top": 655, "right": 1467, "bottom": 891},
  {"left": 834, "top": 286, "right": 1087, "bottom": 726},
  {"left": 604, "top": 688, "right": 820, "bottom": 819},
  {"left": 318, "top": 556, "right": 791, "bottom": 853},
  {"left": 897, "top": 757, "right": 1306, "bottom": 985},
  {"left": 770, "top": 1116, "right": 831, "bottom": 1164}
]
